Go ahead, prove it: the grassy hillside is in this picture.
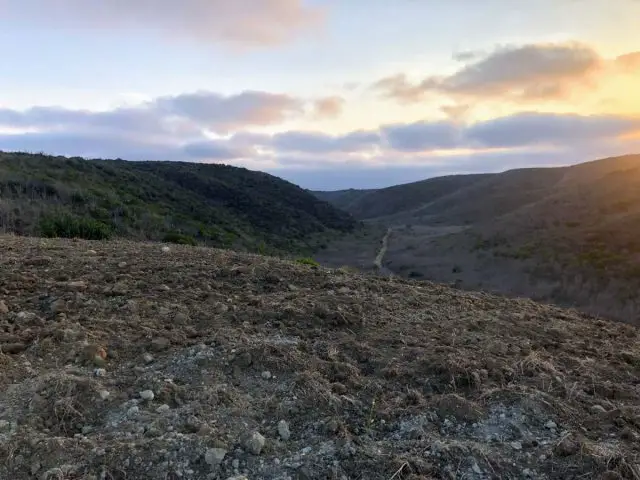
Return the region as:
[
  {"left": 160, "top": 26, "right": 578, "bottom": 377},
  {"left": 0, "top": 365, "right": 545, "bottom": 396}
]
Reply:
[
  {"left": 317, "top": 154, "right": 640, "bottom": 323},
  {"left": 0, "top": 151, "right": 357, "bottom": 254}
]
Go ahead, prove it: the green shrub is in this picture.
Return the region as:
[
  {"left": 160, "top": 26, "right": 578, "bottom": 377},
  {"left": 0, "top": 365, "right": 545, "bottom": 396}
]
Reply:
[
  {"left": 295, "top": 257, "right": 320, "bottom": 267},
  {"left": 162, "top": 232, "right": 197, "bottom": 246},
  {"left": 39, "top": 214, "right": 112, "bottom": 240}
]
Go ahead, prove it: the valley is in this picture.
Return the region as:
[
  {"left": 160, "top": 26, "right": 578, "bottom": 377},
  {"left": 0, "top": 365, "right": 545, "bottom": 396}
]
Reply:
[{"left": 315, "top": 154, "right": 640, "bottom": 325}]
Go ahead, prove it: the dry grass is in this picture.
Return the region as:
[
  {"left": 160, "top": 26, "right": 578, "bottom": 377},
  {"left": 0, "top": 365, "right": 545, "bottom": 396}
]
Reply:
[{"left": 0, "top": 235, "right": 639, "bottom": 479}]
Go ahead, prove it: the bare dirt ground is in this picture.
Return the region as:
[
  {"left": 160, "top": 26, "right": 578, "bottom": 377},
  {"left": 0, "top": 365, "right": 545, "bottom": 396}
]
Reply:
[{"left": 1, "top": 235, "right": 640, "bottom": 480}]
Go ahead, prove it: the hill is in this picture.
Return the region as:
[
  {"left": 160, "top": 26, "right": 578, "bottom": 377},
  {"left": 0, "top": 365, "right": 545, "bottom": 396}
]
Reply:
[
  {"left": 314, "top": 155, "right": 640, "bottom": 323},
  {"left": 1, "top": 235, "right": 639, "bottom": 479},
  {"left": 0, "top": 151, "right": 356, "bottom": 254}
]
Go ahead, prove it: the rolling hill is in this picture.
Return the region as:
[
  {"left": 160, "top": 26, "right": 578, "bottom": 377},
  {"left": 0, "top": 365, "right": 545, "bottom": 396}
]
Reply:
[
  {"left": 0, "top": 151, "right": 357, "bottom": 254},
  {"left": 315, "top": 154, "right": 640, "bottom": 323}
]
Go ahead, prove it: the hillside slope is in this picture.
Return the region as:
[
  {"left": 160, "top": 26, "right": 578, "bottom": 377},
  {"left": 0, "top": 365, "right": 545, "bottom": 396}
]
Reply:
[
  {"left": 0, "top": 151, "right": 356, "bottom": 254},
  {"left": 316, "top": 155, "right": 640, "bottom": 323},
  {"left": 1, "top": 235, "right": 639, "bottom": 479}
]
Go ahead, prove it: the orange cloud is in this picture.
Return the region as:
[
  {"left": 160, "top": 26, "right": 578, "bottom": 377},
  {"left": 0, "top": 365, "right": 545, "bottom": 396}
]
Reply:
[
  {"left": 312, "top": 96, "right": 345, "bottom": 119},
  {"left": 373, "top": 42, "right": 629, "bottom": 106}
]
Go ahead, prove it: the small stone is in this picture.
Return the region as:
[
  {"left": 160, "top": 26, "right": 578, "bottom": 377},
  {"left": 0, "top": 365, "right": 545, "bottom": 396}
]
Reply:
[
  {"left": 544, "top": 420, "right": 557, "bottom": 429},
  {"left": 99, "top": 390, "right": 110, "bottom": 400},
  {"left": 471, "top": 462, "right": 482, "bottom": 474},
  {"left": 161, "top": 246, "right": 171, "bottom": 253},
  {"left": 143, "top": 353, "right": 154, "bottom": 364},
  {"left": 205, "top": 448, "right": 227, "bottom": 466},
  {"left": 554, "top": 436, "right": 580, "bottom": 456},
  {"left": 82, "top": 425, "right": 94, "bottom": 434},
  {"left": 87, "top": 250, "right": 97, "bottom": 255},
  {"left": 522, "top": 469, "right": 532, "bottom": 477},
  {"left": 0, "top": 300, "right": 8, "bottom": 314},
  {"left": 118, "top": 261, "right": 127, "bottom": 268},
  {"left": 278, "top": 420, "right": 291, "bottom": 441},
  {"left": 50, "top": 299, "right": 67, "bottom": 313},
  {"left": 261, "top": 371, "right": 272, "bottom": 380},
  {"left": 245, "top": 431, "right": 266, "bottom": 455},
  {"left": 67, "top": 281, "right": 87, "bottom": 291},
  {"left": 590, "top": 405, "right": 606, "bottom": 414},
  {"left": 231, "top": 459, "right": 240, "bottom": 470},
  {"left": 226, "top": 476, "right": 248, "bottom": 480},
  {"left": 510, "top": 441, "right": 522, "bottom": 450},
  {"left": 127, "top": 406, "right": 139, "bottom": 416},
  {"left": 30, "top": 462, "right": 42, "bottom": 475},
  {"left": 94, "top": 368, "right": 107, "bottom": 377},
  {"left": 151, "top": 337, "right": 170, "bottom": 352},
  {"left": 140, "top": 390, "right": 155, "bottom": 401},
  {"left": 337, "top": 287, "right": 350, "bottom": 294},
  {"left": 156, "top": 404, "right": 170, "bottom": 414},
  {"left": 301, "top": 446, "right": 312, "bottom": 455}
]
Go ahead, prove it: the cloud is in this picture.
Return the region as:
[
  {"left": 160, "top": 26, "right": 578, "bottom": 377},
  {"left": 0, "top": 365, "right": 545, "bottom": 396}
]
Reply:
[
  {"left": 382, "top": 121, "right": 461, "bottom": 151},
  {"left": 616, "top": 51, "right": 640, "bottom": 71},
  {"left": 0, "top": 0, "right": 324, "bottom": 47},
  {"left": 0, "top": 131, "right": 248, "bottom": 162},
  {"left": 465, "top": 112, "right": 640, "bottom": 148},
  {"left": 0, "top": 90, "right": 323, "bottom": 138},
  {"left": 269, "top": 130, "right": 380, "bottom": 153},
  {"left": 153, "top": 91, "right": 303, "bottom": 133},
  {"left": 312, "top": 96, "right": 345, "bottom": 119},
  {"left": 375, "top": 42, "right": 606, "bottom": 103}
]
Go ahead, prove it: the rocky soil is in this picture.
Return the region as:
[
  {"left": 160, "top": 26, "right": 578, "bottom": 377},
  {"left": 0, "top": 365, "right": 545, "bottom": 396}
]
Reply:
[{"left": 1, "top": 235, "right": 639, "bottom": 480}]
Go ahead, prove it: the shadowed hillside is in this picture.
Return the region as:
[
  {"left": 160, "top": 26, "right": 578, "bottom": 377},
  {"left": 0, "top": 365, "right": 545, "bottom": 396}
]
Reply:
[
  {"left": 0, "top": 151, "right": 356, "bottom": 254},
  {"left": 315, "top": 155, "right": 640, "bottom": 323}
]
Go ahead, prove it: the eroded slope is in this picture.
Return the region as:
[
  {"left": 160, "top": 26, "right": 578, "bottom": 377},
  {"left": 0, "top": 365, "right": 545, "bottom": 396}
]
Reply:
[{"left": 0, "top": 236, "right": 639, "bottom": 479}]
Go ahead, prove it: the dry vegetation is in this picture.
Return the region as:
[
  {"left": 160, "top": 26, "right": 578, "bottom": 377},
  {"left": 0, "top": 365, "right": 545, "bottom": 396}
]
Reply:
[
  {"left": 316, "top": 155, "right": 640, "bottom": 324},
  {"left": 1, "top": 235, "right": 640, "bottom": 479}
]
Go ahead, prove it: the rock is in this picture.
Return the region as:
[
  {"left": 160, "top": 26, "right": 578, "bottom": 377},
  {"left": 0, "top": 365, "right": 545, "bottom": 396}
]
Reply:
[
  {"left": 544, "top": 420, "right": 557, "bottom": 429},
  {"left": 24, "top": 256, "right": 52, "bottom": 266},
  {"left": 156, "top": 404, "right": 170, "bottom": 414},
  {"left": 205, "top": 448, "right": 227, "bottom": 466},
  {"left": 117, "top": 261, "right": 127, "bottom": 268},
  {"left": 261, "top": 371, "right": 272, "bottom": 380},
  {"left": 99, "top": 390, "right": 110, "bottom": 400},
  {"left": 151, "top": 337, "right": 170, "bottom": 352},
  {"left": 87, "top": 250, "right": 97, "bottom": 255},
  {"left": 0, "top": 342, "right": 27, "bottom": 354},
  {"left": 94, "top": 368, "right": 107, "bottom": 377},
  {"left": 245, "top": 431, "right": 266, "bottom": 455},
  {"left": 226, "top": 476, "right": 248, "bottom": 480},
  {"left": 278, "top": 420, "right": 291, "bottom": 441},
  {"left": 161, "top": 246, "right": 171, "bottom": 253},
  {"left": 0, "top": 300, "right": 8, "bottom": 314},
  {"left": 554, "top": 436, "right": 580, "bottom": 456},
  {"left": 66, "top": 281, "right": 87, "bottom": 291},
  {"left": 50, "top": 299, "right": 67, "bottom": 314},
  {"left": 30, "top": 462, "right": 41, "bottom": 475},
  {"left": 601, "top": 471, "right": 624, "bottom": 480},
  {"left": 140, "top": 390, "right": 155, "bottom": 401},
  {"left": 590, "top": 405, "right": 607, "bottom": 414},
  {"left": 510, "top": 441, "right": 522, "bottom": 450},
  {"left": 127, "top": 406, "right": 140, "bottom": 416},
  {"left": 143, "top": 353, "right": 154, "bottom": 364},
  {"left": 337, "top": 287, "right": 350, "bottom": 294},
  {"left": 174, "top": 312, "right": 190, "bottom": 324}
]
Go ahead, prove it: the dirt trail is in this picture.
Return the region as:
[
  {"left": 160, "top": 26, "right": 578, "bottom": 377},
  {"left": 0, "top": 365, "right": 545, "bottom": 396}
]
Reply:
[{"left": 373, "top": 227, "right": 393, "bottom": 275}]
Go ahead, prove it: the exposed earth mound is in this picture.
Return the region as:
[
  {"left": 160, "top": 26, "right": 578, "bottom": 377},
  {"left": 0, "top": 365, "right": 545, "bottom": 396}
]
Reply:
[{"left": 1, "top": 235, "right": 639, "bottom": 479}]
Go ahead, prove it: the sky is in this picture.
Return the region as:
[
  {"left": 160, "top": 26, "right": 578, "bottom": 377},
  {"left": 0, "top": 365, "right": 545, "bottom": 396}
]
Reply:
[{"left": 0, "top": 0, "right": 639, "bottom": 190}]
